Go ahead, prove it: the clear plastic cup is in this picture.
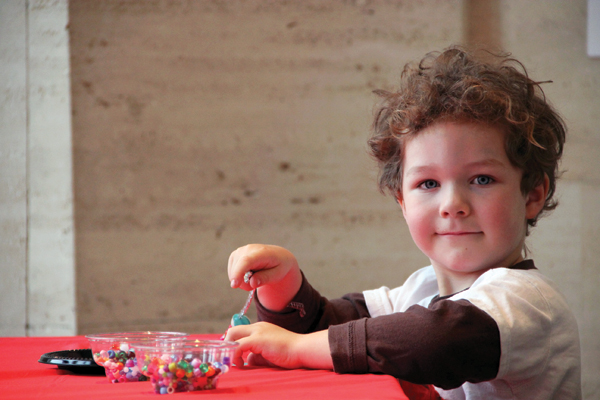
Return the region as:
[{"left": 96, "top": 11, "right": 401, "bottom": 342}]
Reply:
[
  {"left": 134, "top": 339, "right": 239, "bottom": 394},
  {"left": 86, "top": 331, "right": 188, "bottom": 383}
]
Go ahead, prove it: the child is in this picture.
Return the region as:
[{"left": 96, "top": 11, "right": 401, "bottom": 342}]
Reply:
[{"left": 224, "top": 47, "right": 582, "bottom": 399}]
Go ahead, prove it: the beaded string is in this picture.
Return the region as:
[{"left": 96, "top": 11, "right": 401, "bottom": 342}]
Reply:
[
  {"left": 222, "top": 271, "right": 255, "bottom": 340},
  {"left": 238, "top": 271, "right": 255, "bottom": 318}
]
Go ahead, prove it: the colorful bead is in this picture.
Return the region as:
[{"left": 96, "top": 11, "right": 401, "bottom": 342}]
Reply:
[
  {"left": 168, "top": 362, "right": 177, "bottom": 373},
  {"left": 94, "top": 343, "right": 148, "bottom": 383},
  {"left": 140, "top": 353, "right": 228, "bottom": 394}
]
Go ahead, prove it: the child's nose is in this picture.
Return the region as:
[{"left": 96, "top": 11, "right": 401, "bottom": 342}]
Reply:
[{"left": 439, "top": 185, "right": 471, "bottom": 218}]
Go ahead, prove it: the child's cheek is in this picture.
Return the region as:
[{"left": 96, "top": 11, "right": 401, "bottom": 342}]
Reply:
[{"left": 403, "top": 209, "right": 433, "bottom": 253}]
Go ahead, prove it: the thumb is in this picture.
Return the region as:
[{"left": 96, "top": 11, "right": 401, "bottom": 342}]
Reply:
[{"left": 248, "top": 266, "right": 286, "bottom": 288}]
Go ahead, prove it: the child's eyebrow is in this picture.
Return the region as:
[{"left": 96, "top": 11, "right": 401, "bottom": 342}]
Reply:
[
  {"left": 404, "top": 165, "right": 437, "bottom": 178},
  {"left": 404, "top": 159, "right": 506, "bottom": 177},
  {"left": 464, "top": 159, "right": 507, "bottom": 169}
]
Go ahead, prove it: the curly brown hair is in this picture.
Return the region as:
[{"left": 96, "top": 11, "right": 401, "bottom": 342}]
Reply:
[{"left": 368, "top": 46, "right": 566, "bottom": 230}]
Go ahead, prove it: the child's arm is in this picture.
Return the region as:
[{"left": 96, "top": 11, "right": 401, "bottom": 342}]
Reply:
[
  {"left": 228, "top": 244, "right": 303, "bottom": 312},
  {"left": 225, "top": 322, "right": 333, "bottom": 370},
  {"left": 226, "top": 244, "right": 367, "bottom": 369}
]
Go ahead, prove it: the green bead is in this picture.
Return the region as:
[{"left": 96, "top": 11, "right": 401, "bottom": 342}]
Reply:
[{"left": 232, "top": 313, "right": 251, "bottom": 326}]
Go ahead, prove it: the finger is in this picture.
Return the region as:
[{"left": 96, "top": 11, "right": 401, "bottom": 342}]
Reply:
[
  {"left": 247, "top": 352, "right": 275, "bottom": 367},
  {"left": 224, "top": 324, "right": 253, "bottom": 342},
  {"left": 229, "top": 247, "right": 253, "bottom": 289},
  {"left": 230, "top": 246, "right": 276, "bottom": 290},
  {"left": 248, "top": 266, "right": 283, "bottom": 288},
  {"left": 229, "top": 335, "right": 256, "bottom": 367},
  {"left": 228, "top": 248, "right": 241, "bottom": 287},
  {"left": 232, "top": 348, "right": 246, "bottom": 367}
]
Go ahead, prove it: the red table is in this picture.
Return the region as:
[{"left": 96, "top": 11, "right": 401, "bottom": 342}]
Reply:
[{"left": 1, "top": 334, "right": 418, "bottom": 399}]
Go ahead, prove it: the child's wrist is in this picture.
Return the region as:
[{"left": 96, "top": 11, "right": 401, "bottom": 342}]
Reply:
[
  {"left": 257, "top": 266, "right": 303, "bottom": 312},
  {"left": 295, "top": 330, "right": 333, "bottom": 370}
]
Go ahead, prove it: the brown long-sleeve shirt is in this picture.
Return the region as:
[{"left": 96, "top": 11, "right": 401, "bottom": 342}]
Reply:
[{"left": 255, "top": 271, "right": 500, "bottom": 389}]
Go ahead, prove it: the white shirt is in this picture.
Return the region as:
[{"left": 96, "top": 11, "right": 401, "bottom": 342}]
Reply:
[{"left": 364, "top": 265, "right": 581, "bottom": 400}]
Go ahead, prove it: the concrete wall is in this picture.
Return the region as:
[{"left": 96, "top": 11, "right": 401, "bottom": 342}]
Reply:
[
  {"left": 70, "top": 0, "right": 457, "bottom": 335},
  {"left": 0, "top": 0, "right": 75, "bottom": 336},
  {"left": 499, "top": 2, "right": 600, "bottom": 397},
  {"left": 0, "top": 0, "right": 28, "bottom": 337}
]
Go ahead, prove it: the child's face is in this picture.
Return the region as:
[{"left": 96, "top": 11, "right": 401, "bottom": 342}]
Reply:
[{"left": 399, "top": 121, "right": 543, "bottom": 282}]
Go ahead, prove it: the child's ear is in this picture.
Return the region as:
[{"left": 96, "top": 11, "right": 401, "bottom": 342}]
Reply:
[
  {"left": 395, "top": 190, "right": 407, "bottom": 218},
  {"left": 525, "top": 174, "right": 550, "bottom": 220}
]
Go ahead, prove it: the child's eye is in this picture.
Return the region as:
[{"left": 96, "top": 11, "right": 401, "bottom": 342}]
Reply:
[
  {"left": 472, "top": 175, "right": 494, "bottom": 185},
  {"left": 419, "top": 180, "right": 439, "bottom": 189}
]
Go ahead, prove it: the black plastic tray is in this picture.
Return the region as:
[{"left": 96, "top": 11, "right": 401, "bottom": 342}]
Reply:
[{"left": 38, "top": 349, "right": 105, "bottom": 374}]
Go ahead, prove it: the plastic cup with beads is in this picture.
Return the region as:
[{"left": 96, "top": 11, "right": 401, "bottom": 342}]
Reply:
[
  {"left": 86, "top": 331, "right": 188, "bottom": 383},
  {"left": 134, "top": 339, "right": 239, "bottom": 394}
]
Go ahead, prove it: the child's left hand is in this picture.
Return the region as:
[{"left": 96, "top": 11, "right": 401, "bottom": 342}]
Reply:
[{"left": 224, "top": 322, "right": 333, "bottom": 370}]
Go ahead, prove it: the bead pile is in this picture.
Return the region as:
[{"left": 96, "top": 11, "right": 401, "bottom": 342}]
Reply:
[
  {"left": 92, "top": 343, "right": 146, "bottom": 383},
  {"left": 139, "top": 353, "right": 230, "bottom": 394}
]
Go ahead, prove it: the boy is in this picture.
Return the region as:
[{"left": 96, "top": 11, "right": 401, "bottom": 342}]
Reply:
[{"left": 224, "top": 47, "right": 581, "bottom": 399}]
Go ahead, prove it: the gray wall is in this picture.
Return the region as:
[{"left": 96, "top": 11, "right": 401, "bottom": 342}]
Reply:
[
  {"left": 1, "top": 0, "right": 598, "bottom": 398},
  {"left": 0, "top": 0, "right": 75, "bottom": 336}
]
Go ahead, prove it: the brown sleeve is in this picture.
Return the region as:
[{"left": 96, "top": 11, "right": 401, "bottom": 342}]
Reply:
[
  {"left": 255, "top": 271, "right": 371, "bottom": 333},
  {"left": 329, "top": 299, "right": 501, "bottom": 390}
]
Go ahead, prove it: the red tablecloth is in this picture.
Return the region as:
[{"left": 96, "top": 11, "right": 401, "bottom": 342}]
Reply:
[{"left": 1, "top": 334, "right": 415, "bottom": 399}]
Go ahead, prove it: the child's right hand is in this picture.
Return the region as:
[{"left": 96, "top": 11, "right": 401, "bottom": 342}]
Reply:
[{"left": 227, "top": 244, "right": 303, "bottom": 312}]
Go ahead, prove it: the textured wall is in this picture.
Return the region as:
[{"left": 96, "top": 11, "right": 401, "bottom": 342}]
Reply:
[
  {"left": 499, "top": 2, "right": 600, "bottom": 397},
  {"left": 0, "top": 0, "right": 28, "bottom": 336},
  {"left": 0, "top": 0, "right": 75, "bottom": 336},
  {"left": 70, "top": 0, "right": 457, "bottom": 335},
  {"left": 27, "top": 0, "right": 76, "bottom": 337},
  {"left": 69, "top": 0, "right": 599, "bottom": 397}
]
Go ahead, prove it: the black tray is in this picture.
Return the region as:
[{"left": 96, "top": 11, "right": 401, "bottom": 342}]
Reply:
[{"left": 38, "top": 349, "right": 105, "bottom": 375}]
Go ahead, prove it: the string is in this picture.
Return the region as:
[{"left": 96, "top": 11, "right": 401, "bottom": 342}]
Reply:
[{"left": 222, "top": 271, "right": 254, "bottom": 340}]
